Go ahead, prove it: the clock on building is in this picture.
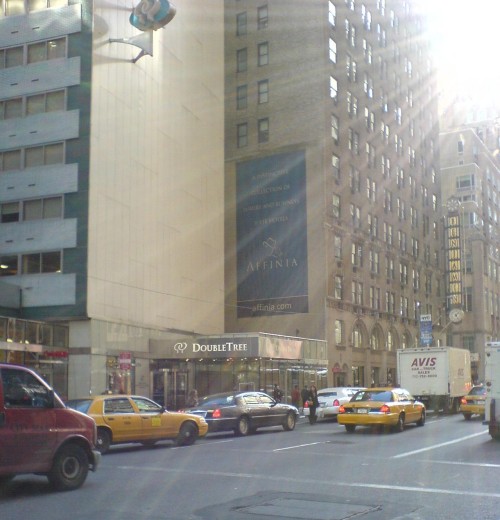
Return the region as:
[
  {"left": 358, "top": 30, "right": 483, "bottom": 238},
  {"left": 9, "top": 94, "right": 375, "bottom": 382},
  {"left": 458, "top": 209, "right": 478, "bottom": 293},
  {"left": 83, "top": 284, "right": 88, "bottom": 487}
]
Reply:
[
  {"left": 449, "top": 308, "right": 464, "bottom": 323},
  {"left": 446, "top": 197, "right": 461, "bottom": 212}
]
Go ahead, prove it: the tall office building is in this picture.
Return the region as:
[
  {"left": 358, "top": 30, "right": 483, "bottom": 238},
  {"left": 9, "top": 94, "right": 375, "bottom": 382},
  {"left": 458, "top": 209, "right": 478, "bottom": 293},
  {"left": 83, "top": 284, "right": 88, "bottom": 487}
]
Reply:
[
  {"left": 440, "top": 124, "right": 500, "bottom": 382},
  {"left": 0, "top": 0, "right": 225, "bottom": 398},
  {"left": 224, "top": 0, "right": 444, "bottom": 387}
]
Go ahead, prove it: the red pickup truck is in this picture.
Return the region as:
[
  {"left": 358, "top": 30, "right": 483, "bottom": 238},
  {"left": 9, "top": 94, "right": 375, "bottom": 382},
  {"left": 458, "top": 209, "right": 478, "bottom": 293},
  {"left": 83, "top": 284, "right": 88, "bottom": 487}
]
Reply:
[{"left": 0, "top": 363, "right": 100, "bottom": 491}]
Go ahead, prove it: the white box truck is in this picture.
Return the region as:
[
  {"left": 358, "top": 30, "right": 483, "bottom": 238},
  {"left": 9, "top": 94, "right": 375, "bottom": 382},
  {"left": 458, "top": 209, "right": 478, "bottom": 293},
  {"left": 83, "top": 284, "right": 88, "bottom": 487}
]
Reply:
[
  {"left": 396, "top": 347, "right": 472, "bottom": 413},
  {"left": 484, "top": 342, "right": 500, "bottom": 440}
]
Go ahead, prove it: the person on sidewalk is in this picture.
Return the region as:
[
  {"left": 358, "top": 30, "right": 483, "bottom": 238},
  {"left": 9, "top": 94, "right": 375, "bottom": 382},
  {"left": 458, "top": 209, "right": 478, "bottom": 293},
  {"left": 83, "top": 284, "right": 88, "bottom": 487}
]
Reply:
[{"left": 307, "top": 385, "right": 319, "bottom": 425}]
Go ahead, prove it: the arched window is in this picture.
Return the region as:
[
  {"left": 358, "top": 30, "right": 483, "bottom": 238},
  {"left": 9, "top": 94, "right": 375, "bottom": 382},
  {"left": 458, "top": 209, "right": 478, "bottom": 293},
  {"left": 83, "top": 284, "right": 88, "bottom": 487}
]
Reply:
[
  {"left": 387, "top": 330, "right": 393, "bottom": 351},
  {"left": 352, "top": 324, "right": 363, "bottom": 349}
]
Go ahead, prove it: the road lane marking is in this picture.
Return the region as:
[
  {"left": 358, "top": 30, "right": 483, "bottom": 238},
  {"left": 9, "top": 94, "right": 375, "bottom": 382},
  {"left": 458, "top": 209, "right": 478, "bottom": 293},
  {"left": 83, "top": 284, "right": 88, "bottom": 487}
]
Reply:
[
  {"left": 113, "top": 466, "right": 500, "bottom": 499},
  {"left": 392, "top": 431, "right": 488, "bottom": 458},
  {"left": 430, "top": 460, "right": 500, "bottom": 468},
  {"left": 273, "top": 442, "right": 325, "bottom": 451}
]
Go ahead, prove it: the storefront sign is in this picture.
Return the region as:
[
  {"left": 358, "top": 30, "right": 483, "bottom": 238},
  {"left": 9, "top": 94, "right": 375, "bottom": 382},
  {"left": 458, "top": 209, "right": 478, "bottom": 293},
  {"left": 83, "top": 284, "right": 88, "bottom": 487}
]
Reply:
[
  {"left": 165, "top": 335, "right": 303, "bottom": 360},
  {"left": 119, "top": 351, "right": 132, "bottom": 370},
  {"left": 236, "top": 151, "right": 309, "bottom": 317}
]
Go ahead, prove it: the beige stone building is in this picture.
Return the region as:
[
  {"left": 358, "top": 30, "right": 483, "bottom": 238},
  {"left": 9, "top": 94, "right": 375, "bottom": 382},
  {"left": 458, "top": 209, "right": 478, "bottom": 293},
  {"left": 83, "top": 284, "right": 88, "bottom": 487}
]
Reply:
[
  {"left": 224, "top": 0, "right": 444, "bottom": 387},
  {"left": 440, "top": 125, "right": 500, "bottom": 381}
]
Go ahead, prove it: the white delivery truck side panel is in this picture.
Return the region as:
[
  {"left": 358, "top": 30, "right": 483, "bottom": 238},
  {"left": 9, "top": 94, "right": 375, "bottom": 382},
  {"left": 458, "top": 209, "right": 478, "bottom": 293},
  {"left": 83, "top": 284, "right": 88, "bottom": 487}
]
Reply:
[
  {"left": 397, "top": 347, "right": 471, "bottom": 413},
  {"left": 484, "top": 342, "right": 500, "bottom": 440}
]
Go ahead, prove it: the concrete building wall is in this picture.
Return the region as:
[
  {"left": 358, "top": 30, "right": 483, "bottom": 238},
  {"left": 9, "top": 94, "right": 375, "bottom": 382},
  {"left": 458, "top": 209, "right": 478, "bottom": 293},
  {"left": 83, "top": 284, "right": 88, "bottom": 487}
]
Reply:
[{"left": 87, "top": 0, "right": 225, "bottom": 336}]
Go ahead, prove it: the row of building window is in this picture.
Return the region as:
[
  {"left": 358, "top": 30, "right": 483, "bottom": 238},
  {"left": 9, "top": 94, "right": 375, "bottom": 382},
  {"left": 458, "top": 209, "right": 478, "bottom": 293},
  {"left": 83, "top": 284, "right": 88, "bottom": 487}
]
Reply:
[
  {"left": 0, "top": 37, "right": 66, "bottom": 69},
  {"left": 235, "top": 5, "right": 268, "bottom": 35},
  {"left": 0, "top": 90, "right": 65, "bottom": 120},
  {"left": 0, "top": 251, "right": 61, "bottom": 276},
  {"left": 0, "top": 0, "right": 66, "bottom": 16},
  {"left": 237, "top": 119, "right": 269, "bottom": 147},
  {"left": 0, "top": 142, "right": 64, "bottom": 172},
  {"left": 1, "top": 196, "right": 62, "bottom": 222}
]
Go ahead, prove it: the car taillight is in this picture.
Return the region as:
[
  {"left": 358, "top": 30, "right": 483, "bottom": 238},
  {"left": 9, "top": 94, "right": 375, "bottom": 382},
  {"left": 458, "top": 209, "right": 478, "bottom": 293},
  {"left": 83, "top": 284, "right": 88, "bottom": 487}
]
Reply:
[
  {"left": 339, "top": 405, "right": 345, "bottom": 413},
  {"left": 212, "top": 408, "right": 221, "bottom": 418},
  {"left": 333, "top": 399, "right": 340, "bottom": 406},
  {"left": 380, "top": 404, "right": 390, "bottom": 413}
]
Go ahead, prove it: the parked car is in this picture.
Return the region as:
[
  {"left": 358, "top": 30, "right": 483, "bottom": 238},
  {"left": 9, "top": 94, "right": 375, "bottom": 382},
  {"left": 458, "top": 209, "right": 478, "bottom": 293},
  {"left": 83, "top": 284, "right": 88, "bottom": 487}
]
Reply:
[
  {"left": 460, "top": 384, "right": 487, "bottom": 420},
  {"left": 337, "top": 387, "right": 426, "bottom": 433},
  {"left": 304, "top": 387, "right": 366, "bottom": 419},
  {"left": 66, "top": 395, "right": 208, "bottom": 453},
  {"left": 0, "top": 363, "right": 100, "bottom": 491},
  {"left": 183, "top": 391, "right": 299, "bottom": 435}
]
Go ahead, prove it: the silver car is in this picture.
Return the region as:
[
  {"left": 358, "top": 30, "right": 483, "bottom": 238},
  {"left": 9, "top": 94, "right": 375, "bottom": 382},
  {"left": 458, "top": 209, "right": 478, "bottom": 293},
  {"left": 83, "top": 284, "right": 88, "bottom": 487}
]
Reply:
[{"left": 305, "top": 387, "right": 366, "bottom": 419}]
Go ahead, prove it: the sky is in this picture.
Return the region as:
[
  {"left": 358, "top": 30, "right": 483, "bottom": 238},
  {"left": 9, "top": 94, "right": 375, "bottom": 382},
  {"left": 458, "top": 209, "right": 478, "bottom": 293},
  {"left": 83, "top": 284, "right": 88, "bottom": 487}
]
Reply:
[{"left": 423, "top": 0, "right": 500, "bottom": 109}]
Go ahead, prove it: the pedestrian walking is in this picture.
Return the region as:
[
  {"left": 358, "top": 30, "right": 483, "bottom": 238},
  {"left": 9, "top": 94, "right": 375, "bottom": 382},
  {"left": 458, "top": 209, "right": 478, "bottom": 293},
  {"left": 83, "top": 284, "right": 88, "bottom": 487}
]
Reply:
[
  {"left": 291, "top": 384, "right": 301, "bottom": 409},
  {"left": 307, "top": 385, "right": 319, "bottom": 425}
]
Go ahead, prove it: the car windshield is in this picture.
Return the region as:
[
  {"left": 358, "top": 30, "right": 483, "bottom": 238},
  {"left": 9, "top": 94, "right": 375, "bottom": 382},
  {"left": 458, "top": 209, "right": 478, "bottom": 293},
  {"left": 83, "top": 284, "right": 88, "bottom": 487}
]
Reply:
[
  {"left": 198, "top": 394, "right": 236, "bottom": 407},
  {"left": 318, "top": 391, "right": 338, "bottom": 397},
  {"left": 66, "top": 399, "right": 92, "bottom": 413},
  {"left": 468, "top": 386, "right": 486, "bottom": 396},
  {"left": 351, "top": 391, "right": 393, "bottom": 403}
]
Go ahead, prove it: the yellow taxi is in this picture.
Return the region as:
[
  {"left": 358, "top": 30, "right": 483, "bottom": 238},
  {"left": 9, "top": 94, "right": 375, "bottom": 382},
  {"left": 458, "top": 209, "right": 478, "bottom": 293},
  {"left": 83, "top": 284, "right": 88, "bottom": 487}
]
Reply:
[
  {"left": 337, "top": 387, "right": 426, "bottom": 433},
  {"left": 66, "top": 395, "right": 208, "bottom": 453},
  {"left": 460, "top": 385, "right": 486, "bottom": 420}
]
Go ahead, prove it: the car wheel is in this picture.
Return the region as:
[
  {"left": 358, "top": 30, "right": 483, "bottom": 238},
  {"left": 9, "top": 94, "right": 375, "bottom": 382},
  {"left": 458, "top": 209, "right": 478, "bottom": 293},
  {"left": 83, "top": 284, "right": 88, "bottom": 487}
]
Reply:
[
  {"left": 283, "top": 412, "right": 296, "bottom": 431},
  {"left": 96, "top": 428, "right": 111, "bottom": 454},
  {"left": 416, "top": 410, "right": 426, "bottom": 427},
  {"left": 394, "top": 414, "right": 405, "bottom": 433},
  {"left": 47, "top": 444, "right": 89, "bottom": 491},
  {"left": 345, "top": 424, "right": 356, "bottom": 433},
  {"left": 463, "top": 413, "right": 472, "bottom": 421},
  {"left": 176, "top": 422, "right": 198, "bottom": 446},
  {"left": 235, "top": 416, "right": 250, "bottom": 436}
]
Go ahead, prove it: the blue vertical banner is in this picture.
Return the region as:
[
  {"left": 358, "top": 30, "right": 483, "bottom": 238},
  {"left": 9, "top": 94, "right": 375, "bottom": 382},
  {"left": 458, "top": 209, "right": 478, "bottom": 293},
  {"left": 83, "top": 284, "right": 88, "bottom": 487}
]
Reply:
[
  {"left": 419, "top": 314, "right": 433, "bottom": 347},
  {"left": 236, "top": 151, "right": 309, "bottom": 317}
]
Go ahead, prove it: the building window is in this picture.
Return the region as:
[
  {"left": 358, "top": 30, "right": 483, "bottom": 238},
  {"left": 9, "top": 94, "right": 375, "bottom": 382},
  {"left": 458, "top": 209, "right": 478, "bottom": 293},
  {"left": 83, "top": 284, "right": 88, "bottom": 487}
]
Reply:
[
  {"left": 257, "top": 42, "right": 269, "bottom": 66},
  {"left": 0, "top": 98, "right": 22, "bottom": 119},
  {"left": 332, "top": 154, "right": 340, "bottom": 180},
  {"left": 1, "top": 46, "right": 23, "bottom": 68},
  {"left": 236, "top": 85, "right": 247, "bottom": 110},
  {"left": 237, "top": 123, "right": 248, "bottom": 148},
  {"left": 258, "top": 80, "right": 269, "bottom": 103},
  {"left": 334, "top": 275, "right": 343, "bottom": 299},
  {"left": 1, "top": 202, "right": 20, "bottom": 223},
  {"left": 329, "top": 1, "right": 336, "bottom": 26},
  {"left": 0, "top": 256, "right": 18, "bottom": 276},
  {"left": 28, "top": 0, "right": 67, "bottom": 11},
  {"left": 22, "top": 251, "right": 61, "bottom": 274},
  {"left": 257, "top": 5, "right": 268, "bottom": 29},
  {"left": 236, "top": 12, "right": 247, "bottom": 36},
  {"left": 25, "top": 143, "right": 64, "bottom": 167},
  {"left": 236, "top": 48, "right": 247, "bottom": 72},
  {"left": 331, "top": 114, "right": 339, "bottom": 143},
  {"left": 335, "top": 320, "right": 343, "bottom": 344},
  {"left": 329, "top": 38, "right": 337, "bottom": 63},
  {"left": 332, "top": 193, "right": 341, "bottom": 218},
  {"left": 23, "top": 196, "right": 63, "bottom": 220},
  {"left": 330, "top": 76, "right": 338, "bottom": 102},
  {"left": 27, "top": 38, "right": 66, "bottom": 63},
  {"left": 26, "top": 90, "right": 65, "bottom": 115},
  {"left": 0, "top": 149, "right": 22, "bottom": 172},
  {"left": 258, "top": 118, "right": 269, "bottom": 143}
]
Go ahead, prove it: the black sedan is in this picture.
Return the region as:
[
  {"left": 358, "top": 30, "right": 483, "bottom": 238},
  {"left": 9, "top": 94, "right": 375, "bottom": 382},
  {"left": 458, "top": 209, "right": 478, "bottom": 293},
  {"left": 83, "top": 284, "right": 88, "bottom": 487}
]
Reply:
[{"left": 183, "top": 391, "right": 299, "bottom": 436}]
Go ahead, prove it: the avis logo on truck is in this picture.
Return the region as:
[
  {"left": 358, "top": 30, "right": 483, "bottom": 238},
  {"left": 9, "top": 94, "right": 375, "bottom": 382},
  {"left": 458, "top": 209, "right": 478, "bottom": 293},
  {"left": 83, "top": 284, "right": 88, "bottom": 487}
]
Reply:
[{"left": 411, "top": 357, "right": 437, "bottom": 368}]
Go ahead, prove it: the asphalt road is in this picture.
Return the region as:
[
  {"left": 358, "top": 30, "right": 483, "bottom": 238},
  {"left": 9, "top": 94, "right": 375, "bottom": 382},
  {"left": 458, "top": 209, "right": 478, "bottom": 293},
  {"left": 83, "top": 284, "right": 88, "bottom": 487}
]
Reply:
[{"left": 1, "top": 413, "right": 499, "bottom": 520}]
